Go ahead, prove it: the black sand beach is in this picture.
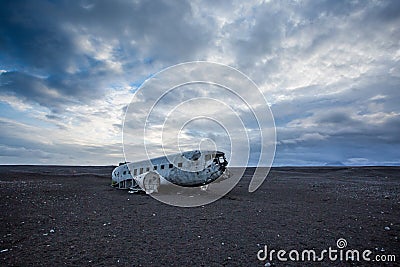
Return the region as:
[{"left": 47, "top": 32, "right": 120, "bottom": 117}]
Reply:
[{"left": 0, "top": 166, "right": 399, "bottom": 266}]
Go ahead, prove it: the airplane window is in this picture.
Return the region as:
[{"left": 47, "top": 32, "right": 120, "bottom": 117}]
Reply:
[
  {"left": 169, "top": 164, "right": 173, "bottom": 168},
  {"left": 140, "top": 168, "right": 143, "bottom": 174},
  {"left": 146, "top": 167, "right": 150, "bottom": 172},
  {"left": 161, "top": 165, "right": 164, "bottom": 169},
  {"left": 123, "top": 171, "right": 126, "bottom": 175},
  {"left": 153, "top": 165, "right": 157, "bottom": 170},
  {"left": 178, "top": 162, "right": 182, "bottom": 167},
  {"left": 134, "top": 169, "right": 137, "bottom": 175}
]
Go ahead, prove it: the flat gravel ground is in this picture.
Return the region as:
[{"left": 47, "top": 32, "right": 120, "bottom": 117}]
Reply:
[{"left": 0, "top": 166, "right": 399, "bottom": 266}]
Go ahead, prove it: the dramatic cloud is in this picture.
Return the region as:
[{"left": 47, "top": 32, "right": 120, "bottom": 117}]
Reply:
[{"left": 0, "top": 0, "right": 399, "bottom": 165}]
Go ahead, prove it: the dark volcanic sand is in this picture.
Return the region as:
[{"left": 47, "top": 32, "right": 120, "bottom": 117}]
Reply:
[{"left": 0, "top": 166, "right": 399, "bottom": 266}]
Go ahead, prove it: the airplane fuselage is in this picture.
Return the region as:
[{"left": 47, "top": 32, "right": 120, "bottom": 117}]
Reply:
[{"left": 111, "top": 150, "right": 228, "bottom": 193}]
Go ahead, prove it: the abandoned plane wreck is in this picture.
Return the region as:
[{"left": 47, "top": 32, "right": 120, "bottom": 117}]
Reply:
[{"left": 111, "top": 150, "right": 230, "bottom": 194}]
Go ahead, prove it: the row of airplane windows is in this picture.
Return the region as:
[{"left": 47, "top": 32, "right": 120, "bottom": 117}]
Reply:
[
  {"left": 118, "top": 154, "right": 215, "bottom": 177},
  {"left": 122, "top": 162, "right": 183, "bottom": 176}
]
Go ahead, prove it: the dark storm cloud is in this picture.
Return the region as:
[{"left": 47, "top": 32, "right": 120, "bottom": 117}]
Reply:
[
  {"left": 1, "top": 71, "right": 74, "bottom": 112},
  {"left": 274, "top": 102, "right": 400, "bottom": 165},
  {"left": 272, "top": 67, "right": 400, "bottom": 165},
  {"left": 0, "top": 0, "right": 214, "bottom": 110},
  {"left": 0, "top": 1, "right": 76, "bottom": 72}
]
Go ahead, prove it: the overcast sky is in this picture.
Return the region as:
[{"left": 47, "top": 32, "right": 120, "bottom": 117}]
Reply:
[{"left": 1, "top": 0, "right": 399, "bottom": 166}]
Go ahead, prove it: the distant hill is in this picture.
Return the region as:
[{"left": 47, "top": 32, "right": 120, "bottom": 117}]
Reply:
[{"left": 324, "top": 161, "right": 346, "bottom": 166}]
